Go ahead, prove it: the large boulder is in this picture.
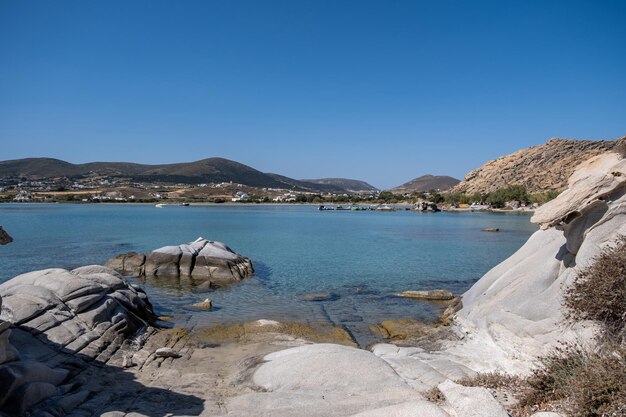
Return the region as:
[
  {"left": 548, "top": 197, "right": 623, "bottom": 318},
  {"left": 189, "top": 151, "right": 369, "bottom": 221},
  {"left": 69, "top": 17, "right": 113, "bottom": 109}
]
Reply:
[
  {"left": 0, "top": 266, "right": 156, "bottom": 415},
  {"left": 106, "top": 237, "right": 254, "bottom": 288}
]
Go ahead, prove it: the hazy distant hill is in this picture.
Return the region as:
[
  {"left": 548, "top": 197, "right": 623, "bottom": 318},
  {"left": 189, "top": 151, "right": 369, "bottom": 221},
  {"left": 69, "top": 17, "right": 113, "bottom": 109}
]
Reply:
[
  {"left": 0, "top": 157, "right": 375, "bottom": 194},
  {"left": 265, "top": 173, "right": 347, "bottom": 193},
  {"left": 301, "top": 178, "right": 379, "bottom": 193},
  {"left": 450, "top": 137, "right": 623, "bottom": 194},
  {"left": 390, "top": 175, "right": 460, "bottom": 194}
]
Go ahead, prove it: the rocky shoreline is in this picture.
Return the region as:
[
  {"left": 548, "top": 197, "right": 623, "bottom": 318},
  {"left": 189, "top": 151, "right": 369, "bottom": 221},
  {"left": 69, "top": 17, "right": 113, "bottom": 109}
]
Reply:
[{"left": 1, "top": 145, "right": 625, "bottom": 416}]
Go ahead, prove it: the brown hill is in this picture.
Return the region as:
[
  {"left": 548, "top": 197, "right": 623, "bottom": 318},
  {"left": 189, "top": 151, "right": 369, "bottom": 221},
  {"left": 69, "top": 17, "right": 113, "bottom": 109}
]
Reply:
[
  {"left": 0, "top": 157, "right": 376, "bottom": 194},
  {"left": 390, "top": 175, "right": 460, "bottom": 194},
  {"left": 450, "top": 137, "right": 624, "bottom": 194}
]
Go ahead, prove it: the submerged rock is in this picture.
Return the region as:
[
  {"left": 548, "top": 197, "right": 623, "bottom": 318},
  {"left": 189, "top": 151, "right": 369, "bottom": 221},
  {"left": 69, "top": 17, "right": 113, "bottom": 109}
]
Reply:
[
  {"left": 191, "top": 298, "right": 213, "bottom": 311},
  {"left": 396, "top": 290, "right": 454, "bottom": 300},
  {"left": 301, "top": 291, "right": 339, "bottom": 301},
  {"left": 371, "top": 319, "right": 434, "bottom": 340},
  {"left": 106, "top": 237, "right": 254, "bottom": 288}
]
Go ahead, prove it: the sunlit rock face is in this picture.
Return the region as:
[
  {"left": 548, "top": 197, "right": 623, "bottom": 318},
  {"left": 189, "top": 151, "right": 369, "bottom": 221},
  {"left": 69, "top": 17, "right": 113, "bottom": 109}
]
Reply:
[
  {"left": 458, "top": 147, "right": 626, "bottom": 367},
  {"left": 106, "top": 237, "right": 254, "bottom": 288}
]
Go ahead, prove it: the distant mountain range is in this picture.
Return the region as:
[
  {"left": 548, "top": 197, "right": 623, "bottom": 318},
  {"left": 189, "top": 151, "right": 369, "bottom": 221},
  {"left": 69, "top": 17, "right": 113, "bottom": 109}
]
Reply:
[
  {"left": 301, "top": 178, "right": 379, "bottom": 193},
  {"left": 390, "top": 175, "right": 460, "bottom": 194},
  {"left": 0, "top": 157, "right": 379, "bottom": 194}
]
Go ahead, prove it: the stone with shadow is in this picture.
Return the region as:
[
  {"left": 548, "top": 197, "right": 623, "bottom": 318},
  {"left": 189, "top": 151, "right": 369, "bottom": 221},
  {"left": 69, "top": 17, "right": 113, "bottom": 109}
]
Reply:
[
  {"left": 106, "top": 237, "right": 254, "bottom": 289},
  {"left": 0, "top": 266, "right": 203, "bottom": 416}
]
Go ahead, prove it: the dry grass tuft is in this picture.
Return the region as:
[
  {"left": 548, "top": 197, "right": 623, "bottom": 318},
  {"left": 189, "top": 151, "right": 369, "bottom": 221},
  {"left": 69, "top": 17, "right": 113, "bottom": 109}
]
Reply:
[
  {"left": 563, "top": 236, "right": 626, "bottom": 339},
  {"left": 423, "top": 386, "right": 445, "bottom": 404},
  {"left": 520, "top": 342, "right": 626, "bottom": 417},
  {"left": 456, "top": 371, "right": 523, "bottom": 390}
]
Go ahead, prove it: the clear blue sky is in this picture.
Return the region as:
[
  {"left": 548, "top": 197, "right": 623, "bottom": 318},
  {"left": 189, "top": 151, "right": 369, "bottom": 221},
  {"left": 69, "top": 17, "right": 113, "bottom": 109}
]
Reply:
[{"left": 1, "top": 1, "right": 625, "bottom": 189}]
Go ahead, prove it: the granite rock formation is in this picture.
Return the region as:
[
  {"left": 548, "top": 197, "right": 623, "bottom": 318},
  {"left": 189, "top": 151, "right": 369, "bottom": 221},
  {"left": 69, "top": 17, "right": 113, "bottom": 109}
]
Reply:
[
  {"left": 0, "top": 266, "right": 157, "bottom": 416},
  {"left": 451, "top": 137, "right": 622, "bottom": 194},
  {"left": 106, "top": 237, "right": 254, "bottom": 288}
]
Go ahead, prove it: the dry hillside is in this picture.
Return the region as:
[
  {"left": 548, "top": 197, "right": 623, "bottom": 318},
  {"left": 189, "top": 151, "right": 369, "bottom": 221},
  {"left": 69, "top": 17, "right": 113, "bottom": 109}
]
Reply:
[{"left": 451, "top": 137, "right": 623, "bottom": 194}]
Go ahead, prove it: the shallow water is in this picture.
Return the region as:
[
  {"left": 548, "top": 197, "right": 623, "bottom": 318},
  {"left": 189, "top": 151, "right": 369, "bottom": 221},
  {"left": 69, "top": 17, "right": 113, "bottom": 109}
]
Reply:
[{"left": 0, "top": 204, "right": 537, "bottom": 344}]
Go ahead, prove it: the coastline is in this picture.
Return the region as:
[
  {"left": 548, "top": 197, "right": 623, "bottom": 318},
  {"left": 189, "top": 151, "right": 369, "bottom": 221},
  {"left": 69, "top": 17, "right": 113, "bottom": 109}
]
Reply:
[{"left": 0, "top": 200, "right": 537, "bottom": 214}]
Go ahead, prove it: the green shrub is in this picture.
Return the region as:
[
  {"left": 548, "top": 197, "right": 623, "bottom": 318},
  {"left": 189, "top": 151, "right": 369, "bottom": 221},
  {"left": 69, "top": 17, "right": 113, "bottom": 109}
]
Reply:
[
  {"left": 529, "top": 190, "right": 560, "bottom": 205},
  {"left": 456, "top": 371, "right": 523, "bottom": 390},
  {"left": 485, "top": 185, "right": 528, "bottom": 208}
]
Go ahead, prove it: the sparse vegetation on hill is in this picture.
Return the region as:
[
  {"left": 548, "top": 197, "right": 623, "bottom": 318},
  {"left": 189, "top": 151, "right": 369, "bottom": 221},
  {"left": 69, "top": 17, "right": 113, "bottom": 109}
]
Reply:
[
  {"left": 391, "top": 175, "right": 460, "bottom": 194},
  {"left": 451, "top": 138, "right": 621, "bottom": 195}
]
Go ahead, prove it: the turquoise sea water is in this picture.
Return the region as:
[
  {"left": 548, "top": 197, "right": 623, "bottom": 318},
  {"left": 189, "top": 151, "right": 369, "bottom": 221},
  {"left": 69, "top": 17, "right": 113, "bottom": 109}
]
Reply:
[{"left": 0, "top": 204, "right": 537, "bottom": 344}]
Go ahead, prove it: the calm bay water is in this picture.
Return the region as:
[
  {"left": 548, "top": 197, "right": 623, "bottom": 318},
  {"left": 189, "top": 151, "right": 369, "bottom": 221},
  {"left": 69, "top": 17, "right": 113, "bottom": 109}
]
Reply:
[{"left": 0, "top": 204, "right": 537, "bottom": 344}]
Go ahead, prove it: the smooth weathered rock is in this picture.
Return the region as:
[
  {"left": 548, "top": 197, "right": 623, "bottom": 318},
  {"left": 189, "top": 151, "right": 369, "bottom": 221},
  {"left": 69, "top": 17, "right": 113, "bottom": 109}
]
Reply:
[
  {"left": 0, "top": 266, "right": 157, "bottom": 415},
  {"left": 438, "top": 380, "right": 509, "bottom": 417},
  {"left": 227, "top": 343, "right": 421, "bottom": 417},
  {"left": 106, "top": 237, "right": 254, "bottom": 288},
  {"left": 155, "top": 347, "right": 182, "bottom": 358},
  {"left": 531, "top": 152, "right": 626, "bottom": 228},
  {"left": 396, "top": 290, "right": 454, "bottom": 300},
  {"left": 347, "top": 400, "right": 451, "bottom": 417},
  {"left": 373, "top": 319, "right": 433, "bottom": 340},
  {"left": 0, "top": 226, "right": 12, "bottom": 245}
]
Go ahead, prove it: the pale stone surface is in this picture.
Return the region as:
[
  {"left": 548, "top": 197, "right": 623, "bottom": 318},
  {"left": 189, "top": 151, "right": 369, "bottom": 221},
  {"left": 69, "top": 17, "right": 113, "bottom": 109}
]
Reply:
[
  {"left": 438, "top": 380, "right": 509, "bottom": 417},
  {"left": 347, "top": 400, "right": 451, "bottom": 417},
  {"left": 155, "top": 347, "right": 182, "bottom": 358},
  {"left": 532, "top": 153, "right": 626, "bottom": 228}
]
